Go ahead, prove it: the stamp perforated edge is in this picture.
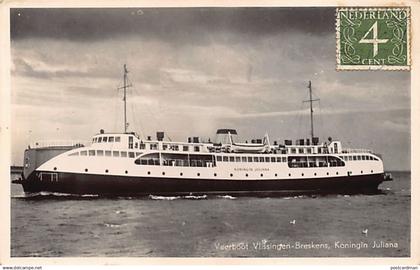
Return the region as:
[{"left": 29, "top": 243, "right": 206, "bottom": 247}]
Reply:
[{"left": 335, "top": 7, "right": 411, "bottom": 71}]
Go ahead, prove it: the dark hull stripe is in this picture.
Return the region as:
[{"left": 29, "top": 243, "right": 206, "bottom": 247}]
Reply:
[{"left": 19, "top": 171, "right": 386, "bottom": 196}]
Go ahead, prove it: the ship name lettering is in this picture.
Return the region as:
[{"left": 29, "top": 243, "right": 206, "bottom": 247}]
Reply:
[{"left": 334, "top": 241, "right": 368, "bottom": 249}]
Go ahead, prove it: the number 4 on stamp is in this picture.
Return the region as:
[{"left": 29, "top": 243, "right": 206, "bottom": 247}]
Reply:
[{"left": 336, "top": 7, "right": 411, "bottom": 71}]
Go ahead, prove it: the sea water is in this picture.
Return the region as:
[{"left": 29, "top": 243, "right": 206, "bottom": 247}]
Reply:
[{"left": 10, "top": 171, "right": 410, "bottom": 257}]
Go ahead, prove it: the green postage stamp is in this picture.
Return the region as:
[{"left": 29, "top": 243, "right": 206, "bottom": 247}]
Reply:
[{"left": 336, "top": 7, "right": 411, "bottom": 70}]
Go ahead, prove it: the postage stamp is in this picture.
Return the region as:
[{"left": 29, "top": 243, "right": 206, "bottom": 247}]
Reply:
[{"left": 336, "top": 7, "right": 411, "bottom": 70}]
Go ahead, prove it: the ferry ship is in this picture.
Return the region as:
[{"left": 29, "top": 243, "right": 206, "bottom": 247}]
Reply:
[{"left": 14, "top": 66, "right": 392, "bottom": 195}]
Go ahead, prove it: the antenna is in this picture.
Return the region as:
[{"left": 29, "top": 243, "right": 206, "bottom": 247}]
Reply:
[
  {"left": 118, "top": 64, "right": 133, "bottom": 133},
  {"left": 303, "top": 81, "right": 320, "bottom": 141}
]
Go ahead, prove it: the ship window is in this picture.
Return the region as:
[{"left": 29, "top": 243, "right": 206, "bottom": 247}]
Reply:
[
  {"left": 307, "top": 148, "right": 312, "bottom": 154},
  {"left": 194, "top": 146, "right": 200, "bottom": 152},
  {"left": 223, "top": 156, "right": 228, "bottom": 162},
  {"left": 129, "top": 152, "right": 135, "bottom": 158},
  {"left": 291, "top": 148, "right": 296, "bottom": 154},
  {"left": 246, "top": 174, "right": 248, "bottom": 177},
  {"left": 109, "top": 137, "right": 114, "bottom": 142},
  {"left": 115, "top": 136, "right": 121, "bottom": 142},
  {"left": 69, "top": 152, "right": 79, "bottom": 156},
  {"left": 216, "top": 156, "right": 222, "bottom": 162},
  {"left": 229, "top": 156, "right": 234, "bottom": 162},
  {"left": 136, "top": 152, "right": 141, "bottom": 157},
  {"left": 150, "top": 144, "right": 158, "bottom": 150},
  {"left": 298, "top": 148, "right": 304, "bottom": 154},
  {"left": 135, "top": 142, "right": 138, "bottom": 149},
  {"left": 271, "top": 157, "right": 276, "bottom": 162},
  {"left": 113, "top": 151, "right": 119, "bottom": 157},
  {"left": 230, "top": 173, "right": 233, "bottom": 177},
  {"left": 357, "top": 155, "right": 361, "bottom": 160},
  {"left": 235, "top": 156, "right": 241, "bottom": 162},
  {"left": 214, "top": 173, "right": 217, "bottom": 176},
  {"left": 105, "top": 151, "right": 111, "bottom": 156},
  {"left": 362, "top": 156, "right": 366, "bottom": 160},
  {"left": 121, "top": 151, "right": 127, "bottom": 157},
  {"left": 98, "top": 137, "right": 102, "bottom": 143},
  {"left": 276, "top": 157, "right": 281, "bottom": 162},
  {"left": 140, "top": 143, "right": 146, "bottom": 150},
  {"left": 242, "top": 156, "right": 247, "bottom": 162},
  {"left": 349, "top": 156, "right": 353, "bottom": 161},
  {"left": 183, "top": 145, "right": 189, "bottom": 151},
  {"left": 282, "top": 157, "right": 287, "bottom": 162},
  {"left": 163, "top": 144, "right": 168, "bottom": 150},
  {"left": 248, "top": 157, "right": 252, "bottom": 162},
  {"left": 265, "top": 157, "right": 270, "bottom": 162},
  {"left": 260, "top": 173, "right": 264, "bottom": 177},
  {"left": 129, "top": 136, "right": 134, "bottom": 149},
  {"left": 81, "top": 151, "right": 87, "bottom": 156},
  {"left": 103, "top": 137, "right": 108, "bottom": 142},
  {"left": 259, "top": 157, "right": 264, "bottom": 162},
  {"left": 97, "top": 150, "right": 104, "bottom": 156},
  {"left": 373, "top": 157, "right": 378, "bottom": 161},
  {"left": 180, "top": 172, "right": 183, "bottom": 176},
  {"left": 92, "top": 138, "right": 96, "bottom": 143},
  {"left": 253, "top": 157, "right": 259, "bottom": 162}
]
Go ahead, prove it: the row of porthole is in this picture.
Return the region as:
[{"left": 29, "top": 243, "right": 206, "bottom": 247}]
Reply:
[
  {"left": 143, "top": 170, "right": 373, "bottom": 177},
  {"left": 55, "top": 167, "right": 373, "bottom": 176}
]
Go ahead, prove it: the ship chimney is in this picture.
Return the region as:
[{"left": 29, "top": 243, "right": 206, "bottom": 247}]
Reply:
[{"left": 157, "top": 132, "right": 164, "bottom": 141}]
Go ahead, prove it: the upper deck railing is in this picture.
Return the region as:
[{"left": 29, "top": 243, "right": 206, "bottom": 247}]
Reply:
[
  {"left": 28, "top": 140, "right": 89, "bottom": 149},
  {"left": 341, "top": 148, "right": 372, "bottom": 154}
]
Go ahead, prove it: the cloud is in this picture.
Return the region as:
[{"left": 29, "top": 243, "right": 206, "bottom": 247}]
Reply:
[
  {"left": 11, "top": 8, "right": 335, "bottom": 42},
  {"left": 10, "top": 8, "right": 411, "bottom": 171}
]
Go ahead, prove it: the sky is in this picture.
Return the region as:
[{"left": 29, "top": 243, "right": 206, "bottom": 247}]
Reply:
[{"left": 10, "top": 8, "right": 410, "bottom": 170}]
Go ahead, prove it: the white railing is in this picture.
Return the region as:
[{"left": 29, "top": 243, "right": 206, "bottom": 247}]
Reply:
[
  {"left": 341, "top": 148, "right": 372, "bottom": 154},
  {"left": 29, "top": 140, "right": 89, "bottom": 149}
]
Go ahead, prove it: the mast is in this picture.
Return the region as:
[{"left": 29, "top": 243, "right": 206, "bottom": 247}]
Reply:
[
  {"left": 303, "top": 81, "right": 320, "bottom": 141},
  {"left": 118, "top": 64, "right": 132, "bottom": 133}
]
